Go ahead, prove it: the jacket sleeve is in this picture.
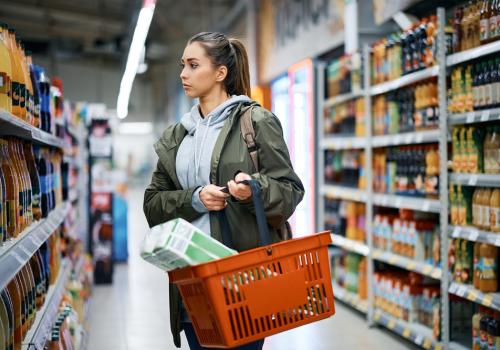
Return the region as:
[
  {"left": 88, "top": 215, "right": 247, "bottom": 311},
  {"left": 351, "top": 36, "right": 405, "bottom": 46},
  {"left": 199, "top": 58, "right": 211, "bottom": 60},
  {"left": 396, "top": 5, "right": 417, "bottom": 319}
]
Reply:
[
  {"left": 244, "top": 109, "right": 305, "bottom": 229},
  {"left": 143, "top": 160, "right": 202, "bottom": 228}
]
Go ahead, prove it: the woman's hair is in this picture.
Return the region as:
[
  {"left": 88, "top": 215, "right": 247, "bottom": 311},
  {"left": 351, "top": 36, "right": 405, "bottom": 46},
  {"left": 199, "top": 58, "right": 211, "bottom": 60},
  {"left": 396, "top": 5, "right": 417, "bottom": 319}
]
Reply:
[{"left": 188, "top": 32, "right": 251, "bottom": 97}]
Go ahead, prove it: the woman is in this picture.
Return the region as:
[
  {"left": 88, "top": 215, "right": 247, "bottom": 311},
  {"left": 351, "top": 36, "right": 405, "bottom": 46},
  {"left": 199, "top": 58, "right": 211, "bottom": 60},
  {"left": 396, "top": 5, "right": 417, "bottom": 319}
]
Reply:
[{"left": 143, "top": 32, "right": 304, "bottom": 350}]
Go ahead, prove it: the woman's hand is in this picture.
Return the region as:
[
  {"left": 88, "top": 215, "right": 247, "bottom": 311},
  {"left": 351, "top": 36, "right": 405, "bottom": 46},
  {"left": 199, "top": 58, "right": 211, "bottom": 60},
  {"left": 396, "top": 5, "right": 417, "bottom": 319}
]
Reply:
[
  {"left": 199, "top": 185, "right": 229, "bottom": 211},
  {"left": 227, "top": 172, "right": 252, "bottom": 201}
]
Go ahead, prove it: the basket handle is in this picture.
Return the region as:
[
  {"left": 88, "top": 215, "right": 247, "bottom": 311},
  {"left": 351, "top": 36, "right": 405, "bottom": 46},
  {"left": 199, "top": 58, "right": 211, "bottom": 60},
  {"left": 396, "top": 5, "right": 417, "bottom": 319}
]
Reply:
[{"left": 219, "top": 178, "right": 271, "bottom": 249}]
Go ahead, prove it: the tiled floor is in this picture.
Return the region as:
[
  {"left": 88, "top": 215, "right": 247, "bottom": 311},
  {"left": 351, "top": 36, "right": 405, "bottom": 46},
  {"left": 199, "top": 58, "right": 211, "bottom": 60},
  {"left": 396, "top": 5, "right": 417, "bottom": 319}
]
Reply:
[{"left": 87, "top": 187, "right": 418, "bottom": 349}]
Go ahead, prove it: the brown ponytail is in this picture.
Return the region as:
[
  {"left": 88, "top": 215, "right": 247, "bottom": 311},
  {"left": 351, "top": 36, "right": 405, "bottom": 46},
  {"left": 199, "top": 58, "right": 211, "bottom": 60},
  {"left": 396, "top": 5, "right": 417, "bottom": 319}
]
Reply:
[{"left": 188, "top": 32, "right": 251, "bottom": 97}]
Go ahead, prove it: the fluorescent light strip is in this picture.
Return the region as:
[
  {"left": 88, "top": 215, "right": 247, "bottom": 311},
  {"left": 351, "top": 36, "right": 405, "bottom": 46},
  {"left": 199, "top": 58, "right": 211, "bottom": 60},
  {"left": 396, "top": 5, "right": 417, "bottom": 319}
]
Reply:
[
  {"left": 118, "top": 122, "right": 153, "bottom": 134},
  {"left": 117, "top": 2, "right": 156, "bottom": 119}
]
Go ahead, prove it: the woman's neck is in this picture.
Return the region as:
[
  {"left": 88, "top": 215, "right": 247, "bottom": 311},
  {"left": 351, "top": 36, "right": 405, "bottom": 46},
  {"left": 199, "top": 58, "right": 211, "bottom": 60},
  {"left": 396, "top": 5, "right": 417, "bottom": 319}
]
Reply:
[{"left": 199, "top": 88, "right": 230, "bottom": 118}]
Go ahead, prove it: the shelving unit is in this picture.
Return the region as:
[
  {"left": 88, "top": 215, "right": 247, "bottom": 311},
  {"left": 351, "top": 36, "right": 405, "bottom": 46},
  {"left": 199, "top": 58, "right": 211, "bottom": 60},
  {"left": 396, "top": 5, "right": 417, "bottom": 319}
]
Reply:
[
  {"left": 373, "top": 249, "right": 442, "bottom": 280},
  {"left": 22, "top": 259, "right": 72, "bottom": 350},
  {"left": 317, "top": 5, "right": 500, "bottom": 349},
  {"left": 373, "top": 309, "right": 442, "bottom": 350},
  {"left": 0, "top": 203, "right": 71, "bottom": 291},
  {"left": 0, "top": 110, "right": 65, "bottom": 149},
  {"left": 449, "top": 173, "right": 500, "bottom": 188},
  {"left": 324, "top": 90, "right": 364, "bottom": 108},
  {"left": 330, "top": 234, "right": 369, "bottom": 256},
  {"left": 332, "top": 282, "right": 368, "bottom": 314},
  {"left": 449, "top": 225, "right": 500, "bottom": 246}
]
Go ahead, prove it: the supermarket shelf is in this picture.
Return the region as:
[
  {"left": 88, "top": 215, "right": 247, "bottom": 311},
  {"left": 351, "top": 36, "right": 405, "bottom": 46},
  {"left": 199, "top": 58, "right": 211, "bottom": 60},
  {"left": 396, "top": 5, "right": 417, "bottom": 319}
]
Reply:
[
  {"left": 373, "top": 193, "right": 441, "bottom": 213},
  {"left": 0, "top": 202, "right": 71, "bottom": 291},
  {"left": 372, "top": 129, "right": 440, "bottom": 148},
  {"left": 322, "top": 184, "right": 367, "bottom": 202},
  {"left": 449, "top": 225, "right": 500, "bottom": 246},
  {"left": 448, "top": 108, "right": 500, "bottom": 125},
  {"left": 320, "top": 136, "right": 367, "bottom": 150},
  {"left": 324, "top": 90, "right": 364, "bottom": 108},
  {"left": 330, "top": 234, "right": 369, "bottom": 256},
  {"left": 0, "top": 109, "right": 64, "bottom": 149},
  {"left": 370, "top": 66, "right": 439, "bottom": 96},
  {"left": 373, "top": 309, "right": 442, "bottom": 350},
  {"left": 449, "top": 282, "right": 500, "bottom": 311},
  {"left": 22, "top": 259, "right": 72, "bottom": 350},
  {"left": 449, "top": 173, "right": 500, "bottom": 188},
  {"left": 446, "top": 40, "right": 500, "bottom": 67},
  {"left": 373, "top": 249, "right": 442, "bottom": 279},
  {"left": 449, "top": 342, "right": 470, "bottom": 350},
  {"left": 332, "top": 282, "right": 368, "bottom": 314}
]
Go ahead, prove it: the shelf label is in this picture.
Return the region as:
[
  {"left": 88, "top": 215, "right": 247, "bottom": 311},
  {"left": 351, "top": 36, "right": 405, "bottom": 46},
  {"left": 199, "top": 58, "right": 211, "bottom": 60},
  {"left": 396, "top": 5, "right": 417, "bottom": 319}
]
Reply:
[
  {"left": 374, "top": 313, "right": 381, "bottom": 321},
  {"left": 469, "top": 230, "right": 479, "bottom": 241},
  {"left": 481, "top": 110, "right": 490, "bottom": 122},
  {"left": 482, "top": 294, "right": 493, "bottom": 307},
  {"left": 467, "top": 112, "right": 476, "bottom": 123},
  {"left": 395, "top": 198, "right": 403, "bottom": 207},
  {"left": 468, "top": 290, "right": 478, "bottom": 302},
  {"left": 423, "top": 338, "right": 432, "bottom": 349},
  {"left": 389, "top": 255, "right": 399, "bottom": 265},
  {"left": 387, "top": 319, "right": 396, "bottom": 330},
  {"left": 407, "top": 261, "right": 416, "bottom": 270},
  {"left": 457, "top": 285, "right": 468, "bottom": 297},
  {"left": 19, "top": 245, "right": 31, "bottom": 257},
  {"left": 431, "top": 269, "right": 441, "bottom": 279},
  {"left": 11, "top": 251, "right": 24, "bottom": 265},
  {"left": 422, "top": 201, "right": 431, "bottom": 212},
  {"left": 468, "top": 175, "right": 478, "bottom": 186},
  {"left": 373, "top": 250, "right": 382, "bottom": 259},
  {"left": 435, "top": 344, "right": 443, "bottom": 350},
  {"left": 449, "top": 283, "right": 458, "bottom": 294},
  {"left": 422, "top": 265, "right": 433, "bottom": 275},
  {"left": 403, "top": 328, "right": 411, "bottom": 338},
  {"left": 452, "top": 227, "right": 461, "bottom": 238},
  {"left": 415, "top": 334, "right": 424, "bottom": 346}
]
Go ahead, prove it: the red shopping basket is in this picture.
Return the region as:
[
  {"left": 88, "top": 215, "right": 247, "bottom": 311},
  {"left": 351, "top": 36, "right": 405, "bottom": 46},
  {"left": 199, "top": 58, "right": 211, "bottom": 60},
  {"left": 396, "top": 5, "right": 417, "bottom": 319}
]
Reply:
[{"left": 168, "top": 180, "right": 335, "bottom": 348}]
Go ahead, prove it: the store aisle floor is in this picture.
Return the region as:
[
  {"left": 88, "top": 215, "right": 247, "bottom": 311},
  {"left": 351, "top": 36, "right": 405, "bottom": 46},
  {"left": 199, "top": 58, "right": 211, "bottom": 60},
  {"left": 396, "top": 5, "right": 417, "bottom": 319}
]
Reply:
[{"left": 88, "top": 187, "right": 418, "bottom": 350}]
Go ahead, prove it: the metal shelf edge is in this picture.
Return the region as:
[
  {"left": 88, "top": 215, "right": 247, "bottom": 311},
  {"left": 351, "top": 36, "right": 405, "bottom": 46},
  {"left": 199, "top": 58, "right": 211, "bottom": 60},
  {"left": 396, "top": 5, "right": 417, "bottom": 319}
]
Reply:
[
  {"left": 449, "top": 282, "right": 500, "bottom": 311},
  {"left": 372, "top": 130, "right": 440, "bottom": 148},
  {"left": 449, "top": 173, "right": 500, "bottom": 188},
  {"left": 448, "top": 108, "right": 500, "bottom": 125},
  {"left": 449, "top": 225, "right": 500, "bottom": 246},
  {"left": 372, "top": 194, "right": 441, "bottom": 213},
  {"left": 331, "top": 234, "right": 369, "bottom": 256},
  {"left": 370, "top": 66, "right": 439, "bottom": 96},
  {"left": 447, "top": 41, "right": 500, "bottom": 67},
  {"left": 324, "top": 90, "right": 364, "bottom": 108},
  {"left": 373, "top": 250, "right": 442, "bottom": 279},
  {"left": 332, "top": 282, "right": 368, "bottom": 313},
  {"left": 322, "top": 185, "right": 367, "bottom": 202}
]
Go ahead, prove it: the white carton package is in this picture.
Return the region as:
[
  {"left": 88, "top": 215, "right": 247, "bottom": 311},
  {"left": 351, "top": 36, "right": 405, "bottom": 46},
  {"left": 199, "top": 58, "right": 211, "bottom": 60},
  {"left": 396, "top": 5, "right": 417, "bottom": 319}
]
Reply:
[{"left": 141, "top": 218, "right": 237, "bottom": 271}]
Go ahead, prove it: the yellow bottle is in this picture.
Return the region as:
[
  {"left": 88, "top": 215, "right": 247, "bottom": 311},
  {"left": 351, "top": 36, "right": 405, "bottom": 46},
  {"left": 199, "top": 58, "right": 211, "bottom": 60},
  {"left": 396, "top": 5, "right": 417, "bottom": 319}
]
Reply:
[
  {"left": 0, "top": 25, "right": 12, "bottom": 112},
  {"left": 6, "top": 29, "right": 24, "bottom": 120},
  {"left": 482, "top": 188, "right": 492, "bottom": 231},
  {"left": 490, "top": 188, "right": 500, "bottom": 233}
]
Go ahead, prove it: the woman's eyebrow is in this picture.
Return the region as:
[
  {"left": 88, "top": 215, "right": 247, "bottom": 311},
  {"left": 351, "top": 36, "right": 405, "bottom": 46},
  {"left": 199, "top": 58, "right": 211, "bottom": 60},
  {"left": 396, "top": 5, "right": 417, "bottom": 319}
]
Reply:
[{"left": 181, "top": 58, "right": 199, "bottom": 63}]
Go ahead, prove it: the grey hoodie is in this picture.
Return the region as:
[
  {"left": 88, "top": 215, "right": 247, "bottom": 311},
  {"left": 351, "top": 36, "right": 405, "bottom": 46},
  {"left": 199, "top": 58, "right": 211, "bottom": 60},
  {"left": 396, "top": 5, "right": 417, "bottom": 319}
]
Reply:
[{"left": 175, "top": 95, "right": 251, "bottom": 236}]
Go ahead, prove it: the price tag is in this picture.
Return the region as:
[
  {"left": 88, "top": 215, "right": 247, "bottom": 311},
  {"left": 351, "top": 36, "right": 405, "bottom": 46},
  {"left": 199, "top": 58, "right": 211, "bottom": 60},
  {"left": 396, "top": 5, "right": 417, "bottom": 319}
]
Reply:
[
  {"left": 423, "top": 265, "right": 433, "bottom": 275},
  {"left": 373, "top": 250, "right": 382, "bottom": 259},
  {"left": 403, "top": 328, "right": 411, "bottom": 338},
  {"left": 389, "top": 255, "right": 399, "bottom": 265},
  {"left": 449, "top": 283, "right": 459, "bottom": 294},
  {"left": 482, "top": 294, "right": 493, "bottom": 307},
  {"left": 395, "top": 198, "right": 403, "bottom": 207},
  {"left": 423, "top": 338, "right": 433, "bottom": 349},
  {"left": 374, "top": 313, "right": 381, "bottom": 321},
  {"left": 387, "top": 319, "right": 396, "bottom": 329},
  {"left": 468, "top": 174, "right": 478, "bottom": 186},
  {"left": 431, "top": 269, "right": 441, "bottom": 279},
  {"left": 11, "top": 251, "right": 24, "bottom": 264},
  {"left": 407, "top": 261, "right": 417, "bottom": 270},
  {"left": 435, "top": 344, "right": 443, "bottom": 350},
  {"left": 415, "top": 334, "right": 424, "bottom": 345},
  {"left": 422, "top": 201, "right": 431, "bottom": 212},
  {"left": 457, "top": 285, "right": 467, "bottom": 297},
  {"left": 481, "top": 110, "right": 490, "bottom": 122},
  {"left": 452, "top": 226, "right": 461, "bottom": 238},
  {"left": 468, "top": 290, "right": 478, "bottom": 302},
  {"left": 469, "top": 230, "right": 479, "bottom": 241},
  {"left": 346, "top": 141, "right": 353, "bottom": 149},
  {"left": 467, "top": 112, "right": 475, "bottom": 123}
]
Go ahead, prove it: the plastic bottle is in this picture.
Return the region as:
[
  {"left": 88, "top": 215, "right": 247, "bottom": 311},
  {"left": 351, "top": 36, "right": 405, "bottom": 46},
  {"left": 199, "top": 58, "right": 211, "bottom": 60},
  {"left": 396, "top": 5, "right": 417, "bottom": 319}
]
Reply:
[
  {"left": 490, "top": 188, "right": 500, "bottom": 232},
  {"left": 474, "top": 188, "right": 482, "bottom": 227},
  {"left": 0, "top": 24, "right": 12, "bottom": 112},
  {"left": 480, "top": 242, "right": 498, "bottom": 293},
  {"left": 474, "top": 242, "right": 482, "bottom": 289},
  {"left": 483, "top": 188, "right": 492, "bottom": 231},
  {"left": 0, "top": 139, "right": 19, "bottom": 238},
  {"left": 490, "top": 126, "right": 500, "bottom": 174},
  {"left": 488, "top": 316, "right": 500, "bottom": 350}
]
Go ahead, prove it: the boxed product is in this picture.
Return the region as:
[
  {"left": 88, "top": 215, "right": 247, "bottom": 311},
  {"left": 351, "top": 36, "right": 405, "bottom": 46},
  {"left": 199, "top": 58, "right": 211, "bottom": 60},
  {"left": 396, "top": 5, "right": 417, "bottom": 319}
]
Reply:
[{"left": 141, "top": 218, "right": 237, "bottom": 271}]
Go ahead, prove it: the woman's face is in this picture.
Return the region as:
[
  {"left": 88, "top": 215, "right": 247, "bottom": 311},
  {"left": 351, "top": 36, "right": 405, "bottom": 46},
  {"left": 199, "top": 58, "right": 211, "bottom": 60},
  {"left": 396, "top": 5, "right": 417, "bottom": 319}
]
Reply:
[{"left": 180, "top": 42, "right": 226, "bottom": 98}]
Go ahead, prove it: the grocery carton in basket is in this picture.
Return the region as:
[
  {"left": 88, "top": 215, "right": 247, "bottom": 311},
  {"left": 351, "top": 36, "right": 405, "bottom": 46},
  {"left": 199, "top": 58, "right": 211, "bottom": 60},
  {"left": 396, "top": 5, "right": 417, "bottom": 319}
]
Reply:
[{"left": 141, "top": 218, "right": 237, "bottom": 271}]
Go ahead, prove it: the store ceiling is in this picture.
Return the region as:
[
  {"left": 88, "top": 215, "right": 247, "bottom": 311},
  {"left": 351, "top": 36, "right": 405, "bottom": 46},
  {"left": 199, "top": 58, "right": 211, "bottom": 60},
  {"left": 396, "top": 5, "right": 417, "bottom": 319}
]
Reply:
[{"left": 0, "top": 0, "right": 238, "bottom": 65}]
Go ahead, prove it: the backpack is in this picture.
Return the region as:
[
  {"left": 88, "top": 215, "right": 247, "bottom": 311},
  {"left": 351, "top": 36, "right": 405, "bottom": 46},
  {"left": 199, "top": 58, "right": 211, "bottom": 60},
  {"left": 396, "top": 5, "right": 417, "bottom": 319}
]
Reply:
[{"left": 239, "top": 106, "right": 293, "bottom": 241}]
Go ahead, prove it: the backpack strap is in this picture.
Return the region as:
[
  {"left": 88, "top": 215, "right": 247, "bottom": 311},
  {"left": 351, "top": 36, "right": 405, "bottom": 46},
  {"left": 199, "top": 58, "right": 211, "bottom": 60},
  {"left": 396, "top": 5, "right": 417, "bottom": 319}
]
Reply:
[{"left": 239, "top": 106, "right": 259, "bottom": 172}]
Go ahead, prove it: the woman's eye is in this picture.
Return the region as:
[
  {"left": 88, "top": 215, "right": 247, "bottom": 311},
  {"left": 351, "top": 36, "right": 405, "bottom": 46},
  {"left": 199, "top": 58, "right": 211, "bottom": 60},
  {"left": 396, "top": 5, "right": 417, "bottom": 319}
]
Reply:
[
  {"left": 180, "top": 63, "right": 185, "bottom": 69},
  {"left": 191, "top": 64, "right": 198, "bottom": 69}
]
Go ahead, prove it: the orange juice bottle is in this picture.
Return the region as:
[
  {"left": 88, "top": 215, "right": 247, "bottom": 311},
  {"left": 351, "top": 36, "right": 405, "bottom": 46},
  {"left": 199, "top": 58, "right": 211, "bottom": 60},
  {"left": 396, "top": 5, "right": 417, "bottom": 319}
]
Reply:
[
  {"left": 483, "top": 188, "right": 492, "bottom": 231},
  {"left": 6, "top": 277, "right": 22, "bottom": 350},
  {"left": 451, "top": 184, "right": 459, "bottom": 225},
  {"left": 460, "top": 127, "right": 469, "bottom": 172},
  {"left": 6, "top": 139, "right": 26, "bottom": 232},
  {"left": 473, "top": 188, "right": 482, "bottom": 227},
  {"left": 490, "top": 188, "right": 500, "bottom": 232},
  {"left": 0, "top": 24, "right": 12, "bottom": 112},
  {"left": 479, "top": 243, "right": 498, "bottom": 293},
  {"left": 0, "top": 140, "right": 19, "bottom": 238},
  {"left": 15, "top": 37, "right": 30, "bottom": 123},
  {"left": 6, "top": 29, "right": 25, "bottom": 121},
  {"left": 18, "top": 42, "right": 33, "bottom": 125},
  {"left": 15, "top": 140, "right": 32, "bottom": 225}
]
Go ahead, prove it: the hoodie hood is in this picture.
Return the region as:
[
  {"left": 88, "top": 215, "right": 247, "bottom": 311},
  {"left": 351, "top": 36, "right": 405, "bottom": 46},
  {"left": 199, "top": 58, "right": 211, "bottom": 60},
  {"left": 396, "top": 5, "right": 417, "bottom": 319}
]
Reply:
[{"left": 180, "top": 95, "right": 251, "bottom": 135}]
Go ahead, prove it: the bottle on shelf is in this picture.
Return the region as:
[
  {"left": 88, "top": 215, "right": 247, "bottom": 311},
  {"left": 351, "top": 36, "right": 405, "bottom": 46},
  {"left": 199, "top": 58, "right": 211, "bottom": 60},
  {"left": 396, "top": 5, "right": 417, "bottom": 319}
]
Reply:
[{"left": 491, "top": 188, "right": 500, "bottom": 232}]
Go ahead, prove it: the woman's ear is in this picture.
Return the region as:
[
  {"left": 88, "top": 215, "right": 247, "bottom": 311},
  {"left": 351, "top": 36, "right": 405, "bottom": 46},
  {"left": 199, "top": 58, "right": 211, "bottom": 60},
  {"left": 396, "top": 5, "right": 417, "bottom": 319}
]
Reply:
[{"left": 216, "top": 65, "right": 228, "bottom": 82}]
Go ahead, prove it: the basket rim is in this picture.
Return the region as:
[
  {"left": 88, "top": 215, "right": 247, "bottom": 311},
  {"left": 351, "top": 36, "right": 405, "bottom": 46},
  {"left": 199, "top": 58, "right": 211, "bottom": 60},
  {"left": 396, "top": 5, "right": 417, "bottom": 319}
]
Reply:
[{"left": 168, "top": 231, "right": 332, "bottom": 282}]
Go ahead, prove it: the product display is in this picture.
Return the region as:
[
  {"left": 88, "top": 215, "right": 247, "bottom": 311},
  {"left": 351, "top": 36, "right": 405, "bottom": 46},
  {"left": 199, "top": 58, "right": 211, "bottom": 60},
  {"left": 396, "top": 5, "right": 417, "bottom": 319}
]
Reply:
[
  {"left": 325, "top": 199, "right": 366, "bottom": 242},
  {"left": 332, "top": 253, "right": 368, "bottom": 300},
  {"left": 324, "top": 150, "right": 365, "bottom": 189},
  {"left": 373, "top": 145, "right": 439, "bottom": 198},
  {"left": 326, "top": 53, "right": 362, "bottom": 98},
  {"left": 324, "top": 98, "right": 365, "bottom": 136}
]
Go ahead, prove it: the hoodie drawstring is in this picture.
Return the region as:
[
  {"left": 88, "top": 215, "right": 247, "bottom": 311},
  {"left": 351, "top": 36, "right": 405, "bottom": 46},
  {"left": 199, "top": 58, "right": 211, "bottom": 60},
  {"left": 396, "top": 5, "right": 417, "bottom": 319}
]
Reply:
[{"left": 194, "top": 115, "right": 212, "bottom": 184}]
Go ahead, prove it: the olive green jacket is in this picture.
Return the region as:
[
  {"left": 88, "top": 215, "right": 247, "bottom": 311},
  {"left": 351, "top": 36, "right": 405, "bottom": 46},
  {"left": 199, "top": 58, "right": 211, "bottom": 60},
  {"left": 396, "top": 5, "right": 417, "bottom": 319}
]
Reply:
[{"left": 143, "top": 101, "right": 304, "bottom": 348}]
